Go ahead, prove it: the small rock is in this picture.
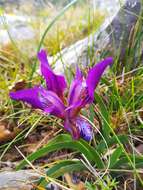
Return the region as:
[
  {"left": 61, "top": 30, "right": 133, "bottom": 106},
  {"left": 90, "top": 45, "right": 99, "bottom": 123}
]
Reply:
[
  {"left": 50, "top": 0, "right": 142, "bottom": 74},
  {"left": 0, "top": 170, "right": 40, "bottom": 190}
]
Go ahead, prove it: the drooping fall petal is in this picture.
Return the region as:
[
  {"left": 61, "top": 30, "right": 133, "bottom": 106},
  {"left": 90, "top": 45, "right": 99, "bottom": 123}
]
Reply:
[
  {"left": 38, "top": 49, "right": 67, "bottom": 100},
  {"left": 64, "top": 116, "right": 93, "bottom": 141},
  {"left": 10, "top": 86, "right": 65, "bottom": 118},
  {"left": 39, "top": 88, "right": 65, "bottom": 118},
  {"left": 76, "top": 116, "right": 93, "bottom": 141},
  {"left": 86, "top": 57, "right": 113, "bottom": 100},
  {"left": 9, "top": 86, "right": 43, "bottom": 109}
]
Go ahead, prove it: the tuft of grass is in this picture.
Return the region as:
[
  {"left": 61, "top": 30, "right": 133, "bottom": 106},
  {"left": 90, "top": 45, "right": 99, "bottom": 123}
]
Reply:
[{"left": 42, "top": 6, "right": 105, "bottom": 55}]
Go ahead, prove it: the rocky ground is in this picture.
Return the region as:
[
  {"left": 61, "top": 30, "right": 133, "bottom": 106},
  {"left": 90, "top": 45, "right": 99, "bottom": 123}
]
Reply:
[{"left": 0, "top": 0, "right": 124, "bottom": 46}]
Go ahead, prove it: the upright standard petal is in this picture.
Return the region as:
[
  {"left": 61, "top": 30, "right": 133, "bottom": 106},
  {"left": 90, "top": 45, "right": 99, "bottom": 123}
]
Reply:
[
  {"left": 86, "top": 57, "right": 113, "bottom": 100},
  {"left": 68, "top": 66, "right": 83, "bottom": 105},
  {"left": 67, "top": 66, "right": 92, "bottom": 118},
  {"left": 39, "top": 88, "right": 65, "bottom": 118},
  {"left": 9, "top": 86, "right": 43, "bottom": 109},
  {"left": 67, "top": 58, "right": 113, "bottom": 118},
  {"left": 38, "top": 49, "right": 67, "bottom": 100}
]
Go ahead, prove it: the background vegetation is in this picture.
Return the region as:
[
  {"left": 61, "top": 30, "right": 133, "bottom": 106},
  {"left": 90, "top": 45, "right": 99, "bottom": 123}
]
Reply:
[{"left": 0, "top": 0, "right": 143, "bottom": 189}]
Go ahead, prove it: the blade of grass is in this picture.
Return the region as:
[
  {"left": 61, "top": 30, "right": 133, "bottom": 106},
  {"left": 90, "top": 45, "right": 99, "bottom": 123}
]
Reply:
[
  {"left": 97, "top": 106, "right": 143, "bottom": 186},
  {"left": 109, "top": 146, "right": 122, "bottom": 168},
  {"left": 38, "top": 160, "right": 85, "bottom": 188},
  {"left": 94, "top": 92, "right": 110, "bottom": 141},
  {"left": 29, "top": 0, "right": 79, "bottom": 83}
]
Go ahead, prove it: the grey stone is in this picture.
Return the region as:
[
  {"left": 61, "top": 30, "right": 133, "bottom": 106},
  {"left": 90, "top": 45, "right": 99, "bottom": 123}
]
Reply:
[
  {"left": 104, "top": 0, "right": 143, "bottom": 69},
  {"left": 0, "top": 25, "right": 35, "bottom": 45},
  {"left": 0, "top": 14, "right": 36, "bottom": 45},
  {"left": 50, "top": 0, "right": 142, "bottom": 74},
  {"left": 50, "top": 15, "right": 117, "bottom": 73},
  {"left": 106, "top": 0, "right": 142, "bottom": 51},
  {"left": 0, "top": 0, "right": 52, "bottom": 8},
  {"left": 0, "top": 170, "right": 40, "bottom": 190}
]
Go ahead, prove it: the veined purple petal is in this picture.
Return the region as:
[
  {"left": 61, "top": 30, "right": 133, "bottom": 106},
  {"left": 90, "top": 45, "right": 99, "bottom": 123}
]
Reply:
[
  {"left": 75, "top": 65, "right": 83, "bottom": 80},
  {"left": 39, "top": 88, "right": 65, "bottom": 118},
  {"left": 10, "top": 86, "right": 65, "bottom": 118},
  {"left": 9, "top": 86, "right": 43, "bottom": 109},
  {"left": 38, "top": 49, "right": 67, "bottom": 100},
  {"left": 68, "top": 66, "right": 84, "bottom": 106},
  {"left": 86, "top": 57, "right": 113, "bottom": 100},
  {"left": 76, "top": 116, "right": 93, "bottom": 141},
  {"left": 67, "top": 58, "right": 113, "bottom": 118},
  {"left": 66, "top": 90, "right": 92, "bottom": 118},
  {"left": 67, "top": 66, "right": 91, "bottom": 118},
  {"left": 64, "top": 116, "right": 93, "bottom": 141}
]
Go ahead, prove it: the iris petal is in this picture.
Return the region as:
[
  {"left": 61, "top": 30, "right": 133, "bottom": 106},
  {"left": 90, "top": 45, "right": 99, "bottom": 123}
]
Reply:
[
  {"left": 64, "top": 116, "right": 93, "bottom": 141},
  {"left": 86, "top": 57, "right": 113, "bottom": 100},
  {"left": 39, "top": 88, "right": 65, "bottom": 118},
  {"left": 67, "top": 58, "right": 113, "bottom": 118},
  {"left": 67, "top": 66, "right": 91, "bottom": 118},
  {"left": 9, "top": 86, "right": 43, "bottom": 109},
  {"left": 10, "top": 86, "right": 65, "bottom": 118},
  {"left": 76, "top": 116, "right": 93, "bottom": 141},
  {"left": 68, "top": 66, "right": 83, "bottom": 105},
  {"left": 38, "top": 49, "right": 67, "bottom": 100}
]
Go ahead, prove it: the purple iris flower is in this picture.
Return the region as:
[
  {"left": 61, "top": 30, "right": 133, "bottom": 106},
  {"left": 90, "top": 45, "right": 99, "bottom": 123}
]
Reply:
[{"left": 10, "top": 50, "right": 113, "bottom": 141}]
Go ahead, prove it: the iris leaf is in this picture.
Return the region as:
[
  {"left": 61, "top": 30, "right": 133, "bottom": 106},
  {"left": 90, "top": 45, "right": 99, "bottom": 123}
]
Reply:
[
  {"left": 94, "top": 92, "right": 110, "bottom": 141},
  {"left": 16, "top": 134, "right": 104, "bottom": 170}
]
